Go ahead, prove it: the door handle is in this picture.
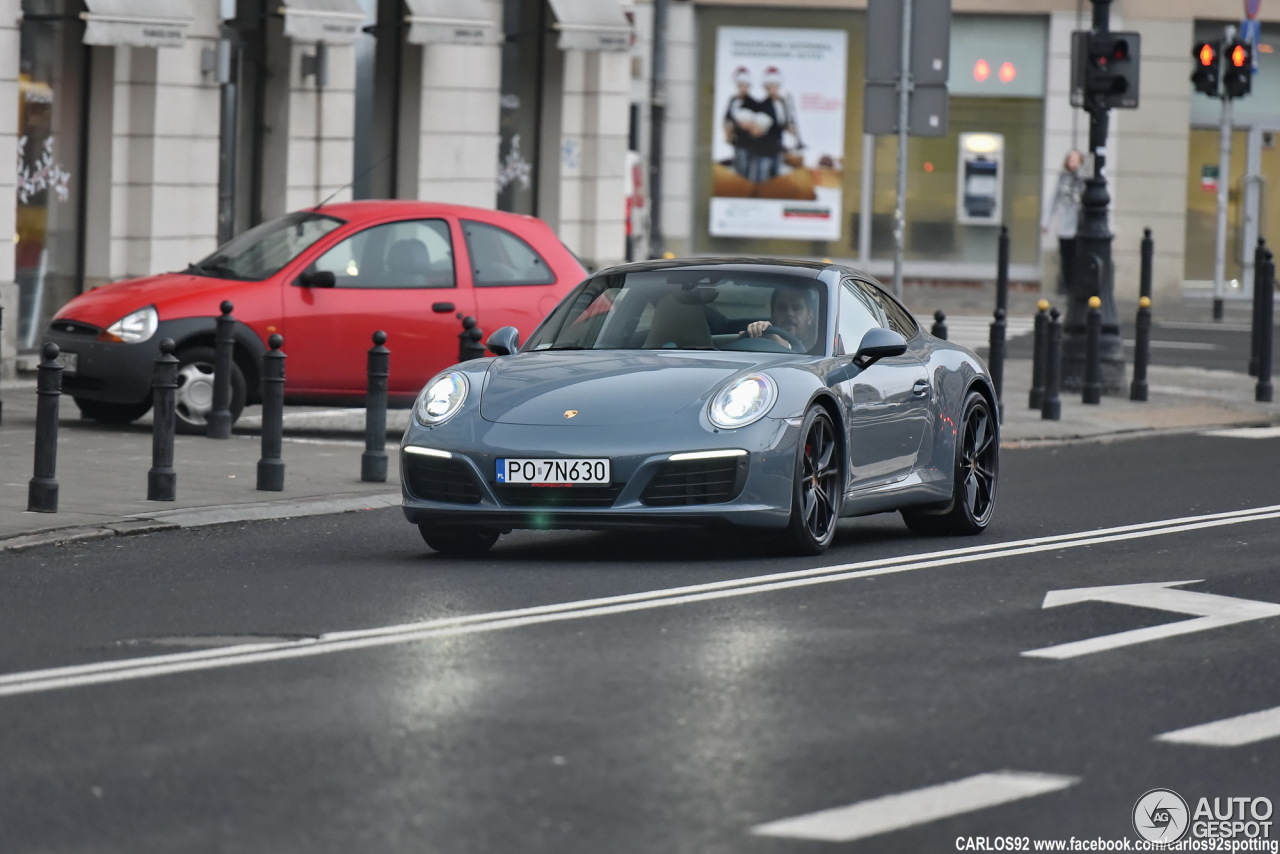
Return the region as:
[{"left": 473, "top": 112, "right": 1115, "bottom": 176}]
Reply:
[
  {"left": 432, "top": 302, "right": 455, "bottom": 313},
  {"left": 912, "top": 379, "right": 930, "bottom": 396}
]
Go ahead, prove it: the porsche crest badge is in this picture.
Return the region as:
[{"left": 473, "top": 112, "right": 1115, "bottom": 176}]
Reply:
[{"left": 564, "top": 410, "right": 579, "bottom": 419}]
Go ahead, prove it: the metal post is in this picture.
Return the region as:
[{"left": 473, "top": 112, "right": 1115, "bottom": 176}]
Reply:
[
  {"left": 148, "top": 338, "right": 179, "bottom": 501},
  {"left": 1083, "top": 296, "right": 1102, "bottom": 404},
  {"left": 1029, "top": 299, "right": 1049, "bottom": 410},
  {"left": 216, "top": 31, "right": 239, "bottom": 246},
  {"left": 1213, "top": 29, "right": 1236, "bottom": 322},
  {"left": 459, "top": 316, "right": 485, "bottom": 362},
  {"left": 28, "top": 342, "right": 63, "bottom": 512},
  {"left": 1257, "top": 249, "right": 1274, "bottom": 403},
  {"left": 930, "top": 309, "right": 947, "bottom": 340},
  {"left": 257, "top": 334, "right": 286, "bottom": 491},
  {"left": 1129, "top": 297, "right": 1151, "bottom": 402},
  {"left": 892, "top": 0, "right": 914, "bottom": 300},
  {"left": 995, "top": 224, "right": 1010, "bottom": 316},
  {"left": 1063, "top": 0, "right": 1125, "bottom": 394},
  {"left": 1042, "top": 308, "right": 1062, "bottom": 421},
  {"left": 988, "top": 307, "right": 1006, "bottom": 418},
  {"left": 207, "top": 300, "right": 235, "bottom": 438},
  {"left": 362, "top": 331, "right": 390, "bottom": 483},
  {"left": 1251, "top": 237, "right": 1267, "bottom": 376},
  {"left": 647, "top": 0, "right": 668, "bottom": 258},
  {"left": 1139, "top": 227, "right": 1154, "bottom": 302}
]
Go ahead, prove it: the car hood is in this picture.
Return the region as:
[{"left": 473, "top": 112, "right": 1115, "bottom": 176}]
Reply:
[
  {"left": 479, "top": 351, "right": 783, "bottom": 426},
  {"left": 51, "top": 272, "right": 235, "bottom": 327}
]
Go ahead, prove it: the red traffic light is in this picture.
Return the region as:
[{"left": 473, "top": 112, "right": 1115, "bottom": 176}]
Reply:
[
  {"left": 1231, "top": 44, "right": 1250, "bottom": 67},
  {"left": 1198, "top": 43, "right": 1217, "bottom": 66}
]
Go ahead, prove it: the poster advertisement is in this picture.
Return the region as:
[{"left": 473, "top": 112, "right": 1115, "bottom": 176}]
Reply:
[{"left": 710, "top": 27, "right": 848, "bottom": 241}]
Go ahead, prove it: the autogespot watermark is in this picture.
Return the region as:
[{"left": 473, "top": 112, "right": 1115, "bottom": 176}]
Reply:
[{"left": 1132, "top": 788, "right": 1276, "bottom": 850}]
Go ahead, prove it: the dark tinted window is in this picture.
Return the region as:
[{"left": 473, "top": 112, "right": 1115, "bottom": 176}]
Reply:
[
  {"left": 857, "top": 279, "right": 919, "bottom": 337},
  {"left": 463, "top": 220, "right": 556, "bottom": 286}
]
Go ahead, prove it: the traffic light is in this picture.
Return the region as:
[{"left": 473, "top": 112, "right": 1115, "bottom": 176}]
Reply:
[
  {"left": 1192, "top": 41, "right": 1221, "bottom": 96},
  {"left": 1224, "top": 40, "right": 1253, "bottom": 99},
  {"left": 1082, "top": 30, "right": 1142, "bottom": 109}
]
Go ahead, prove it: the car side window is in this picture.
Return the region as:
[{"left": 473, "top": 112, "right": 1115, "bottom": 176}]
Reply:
[
  {"left": 462, "top": 220, "right": 556, "bottom": 286},
  {"left": 857, "top": 279, "right": 919, "bottom": 338},
  {"left": 311, "top": 219, "right": 456, "bottom": 289},
  {"left": 836, "top": 279, "right": 884, "bottom": 355}
]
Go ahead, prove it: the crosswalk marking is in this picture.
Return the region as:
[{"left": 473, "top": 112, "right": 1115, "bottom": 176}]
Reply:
[
  {"left": 1201, "top": 426, "right": 1280, "bottom": 439},
  {"left": 750, "top": 771, "right": 1079, "bottom": 842},
  {"left": 926, "top": 316, "right": 1036, "bottom": 351},
  {"left": 1156, "top": 705, "right": 1280, "bottom": 747}
]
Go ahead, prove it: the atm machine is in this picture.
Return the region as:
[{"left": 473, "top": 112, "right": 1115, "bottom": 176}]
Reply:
[{"left": 957, "top": 133, "right": 1005, "bottom": 226}]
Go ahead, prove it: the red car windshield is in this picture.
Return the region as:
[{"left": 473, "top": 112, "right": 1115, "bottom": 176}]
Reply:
[{"left": 187, "top": 211, "right": 345, "bottom": 281}]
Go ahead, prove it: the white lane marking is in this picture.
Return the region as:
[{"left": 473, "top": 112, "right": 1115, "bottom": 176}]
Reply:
[
  {"left": 1022, "top": 581, "right": 1280, "bottom": 660},
  {"left": 1156, "top": 705, "right": 1280, "bottom": 747},
  {"left": 751, "top": 771, "right": 1079, "bottom": 842},
  {"left": 1201, "top": 426, "right": 1280, "bottom": 439},
  {"left": 2, "top": 505, "right": 1280, "bottom": 697},
  {"left": 1158, "top": 321, "right": 1253, "bottom": 333},
  {"left": 1127, "top": 340, "right": 1220, "bottom": 351}
]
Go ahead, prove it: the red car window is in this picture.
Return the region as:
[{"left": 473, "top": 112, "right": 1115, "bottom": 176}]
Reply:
[
  {"left": 311, "top": 219, "right": 456, "bottom": 289},
  {"left": 462, "top": 219, "right": 556, "bottom": 286}
]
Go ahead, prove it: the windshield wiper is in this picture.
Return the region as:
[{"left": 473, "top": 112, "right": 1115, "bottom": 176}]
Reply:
[{"left": 186, "top": 260, "right": 245, "bottom": 280}]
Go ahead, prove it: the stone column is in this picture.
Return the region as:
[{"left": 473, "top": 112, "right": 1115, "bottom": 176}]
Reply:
[
  {"left": 416, "top": 40, "right": 502, "bottom": 207},
  {"left": 0, "top": 0, "right": 19, "bottom": 377}
]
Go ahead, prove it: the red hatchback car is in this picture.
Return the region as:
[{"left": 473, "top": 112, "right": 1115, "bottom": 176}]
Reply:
[{"left": 44, "top": 201, "right": 587, "bottom": 432}]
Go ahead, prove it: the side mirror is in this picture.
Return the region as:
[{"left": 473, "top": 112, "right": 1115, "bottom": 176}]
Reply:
[
  {"left": 298, "top": 269, "right": 335, "bottom": 288},
  {"left": 486, "top": 326, "right": 520, "bottom": 356},
  {"left": 853, "top": 327, "right": 907, "bottom": 368}
]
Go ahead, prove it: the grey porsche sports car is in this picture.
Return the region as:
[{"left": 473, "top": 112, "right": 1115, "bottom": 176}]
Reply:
[{"left": 400, "top": 258, "right": 998, "bottom": 556}]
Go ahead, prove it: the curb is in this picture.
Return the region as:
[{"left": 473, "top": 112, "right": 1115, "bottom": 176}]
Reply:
[{"left": 0, "top": 491, "right": 401, "bottom": 554}]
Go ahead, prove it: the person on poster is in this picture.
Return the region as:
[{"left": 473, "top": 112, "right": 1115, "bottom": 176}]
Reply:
[
  {"left": 748, "top": 66, "right": 798, "bottom": 183},
  {"left": 722, "top": 66, "right": 759, "bottom": 178},
  {"left": 1041, "top": 149, "right": 1085, "bottom": 295}
]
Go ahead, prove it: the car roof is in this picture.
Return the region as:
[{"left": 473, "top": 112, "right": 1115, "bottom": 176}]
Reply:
[
  {"left": 297, "top": 199, "right": 546, "bottom": 225},
  {"left": 592, "top": 256, "right": 876, "bottom": 282}
]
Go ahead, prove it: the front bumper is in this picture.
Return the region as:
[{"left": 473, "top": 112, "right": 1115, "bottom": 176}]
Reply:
[{"left": 400, "top": 417, "right": 801, "bottom": 533}]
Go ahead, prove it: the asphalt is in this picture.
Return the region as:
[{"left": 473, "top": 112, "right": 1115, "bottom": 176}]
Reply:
[{"left": 1, "top": 289, "right": 1277, "bottom": 553}]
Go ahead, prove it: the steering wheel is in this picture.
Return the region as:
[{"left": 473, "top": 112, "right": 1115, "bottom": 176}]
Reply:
[{"left": 763, "top": 325, "right": 806, "bottom": 352}]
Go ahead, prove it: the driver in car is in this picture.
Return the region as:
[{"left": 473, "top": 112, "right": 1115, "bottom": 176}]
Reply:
[{"left": 742, "top": 284, "right": 818, "bottom": 351}]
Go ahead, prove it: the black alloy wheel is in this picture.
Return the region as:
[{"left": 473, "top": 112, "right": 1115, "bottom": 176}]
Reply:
[
  {"left": 902, "top": 390, "right": 998, "bottom": 536},
  {"left": 782, "top": 405, "right": 842, "bottom": 555}
]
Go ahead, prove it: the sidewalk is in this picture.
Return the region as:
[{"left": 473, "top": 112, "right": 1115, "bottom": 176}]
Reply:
[{"left": 2, "top": 329, "right": 1278, "bottom": 552}]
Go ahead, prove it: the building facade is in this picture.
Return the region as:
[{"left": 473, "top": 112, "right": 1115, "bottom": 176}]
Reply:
[{"left": 4, "top": 0, "right": 1280, "bottom": 379}]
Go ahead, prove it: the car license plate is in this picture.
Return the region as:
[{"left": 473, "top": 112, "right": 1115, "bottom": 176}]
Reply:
[
  {"left": 60, "top": 352, "right": 78, "bottom": 376},
  {"left": 496, "top": 458, "right": 610, "bottom": 485}
]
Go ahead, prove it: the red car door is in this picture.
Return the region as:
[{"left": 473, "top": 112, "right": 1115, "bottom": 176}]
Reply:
[{"left": 282, "top": 217, "right": 476, "bottom": 399}]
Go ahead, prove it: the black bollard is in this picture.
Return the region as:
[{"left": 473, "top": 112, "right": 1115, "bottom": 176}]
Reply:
[
  {"left": 995, "top": 224, "right": 1010, "bottom": 317},
  {"left": 1257, "top": 249, "right": 1274, "bottom": 404},
  {"left": 207, "top": 300, "right": 235, "bottom": 439},
  {"left": 1139, "top": 228, "right": 1154, "bottom": 302},
  {"left": 28, "top": 342, "right": 63, "bottom": 512},
  {"left": 362, "top": 330, "right": 390, "bottom": 483},
  {"left": 458, "top": 316, "right": 486, "bottom": 362},
  {"left": 1028, "top": 300, "right": 1050, "bottom": 410},
  {"left": 257, "top": 334, "right": 286, "bottom": 491},
  {"left": 1042, "top": 308, "right": 1062, "bottom": 421},
  {"left": 1130, "top": 297, "right": 1152, "bottom": 403},
  {"left": 148, "top": 338, "right": 179, "bottom": 501},
  {"left": 931, "top": 310, "right": 948, "bottom": 340},
  {"left": 988, "top": 307, "right": 1006, "bottom": 418},
  {"left": 1082, "top": 296, "right": 1102, "bottom": 405},
  {"left": 1251, "top": 237, "right": 1268, "bottom": 377}
]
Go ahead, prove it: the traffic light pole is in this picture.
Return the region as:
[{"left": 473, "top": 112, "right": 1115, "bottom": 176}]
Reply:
[
  {"left": 1212, "top": 25, "right": 1237, "bottom": 322},
  {"left": 1213, "top": 94, "right": 1233, "bottom": 320},
  {"left": 892, "top": 0, "right": 914, "bottom": 300},
  {"left": 1064, "top": 0, "right": 1126, "bottom": 393}
]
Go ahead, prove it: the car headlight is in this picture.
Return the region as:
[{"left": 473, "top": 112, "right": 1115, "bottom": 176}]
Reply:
[
  {"left": 415, "top": 371, "right": 469, "bottom": 425},
  {"left": 99, "top": 306, "right": 158, "bottom": 343},
  {"left": 708, "top": 373, "right": 777, "bottom": 429}
]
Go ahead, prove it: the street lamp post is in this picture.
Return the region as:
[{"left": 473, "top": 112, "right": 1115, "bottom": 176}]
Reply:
[{"left": 1063, "top": 0, "right": 1126, "bottom": 393}]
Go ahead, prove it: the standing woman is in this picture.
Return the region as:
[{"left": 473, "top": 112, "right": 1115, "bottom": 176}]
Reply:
[{"left": 1042, "top": 149, "right": 1085, "bottom": 294}]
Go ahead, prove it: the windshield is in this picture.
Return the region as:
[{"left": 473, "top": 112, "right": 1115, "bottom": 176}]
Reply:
[
  {"left": 188, "top": 211, "right": 345, "bottom": 280},
  {"left": 524, "top": 269, "right": 828, "bottom": 355}
]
